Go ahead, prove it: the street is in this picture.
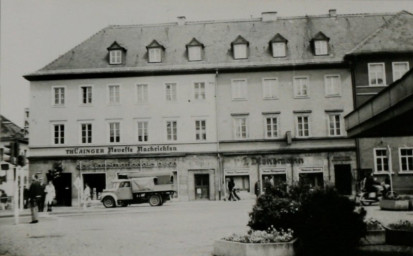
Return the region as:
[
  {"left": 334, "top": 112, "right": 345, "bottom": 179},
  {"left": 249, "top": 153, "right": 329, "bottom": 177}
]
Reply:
[{"left": 1, "top": 199, "right": 413, "bottom": 256}]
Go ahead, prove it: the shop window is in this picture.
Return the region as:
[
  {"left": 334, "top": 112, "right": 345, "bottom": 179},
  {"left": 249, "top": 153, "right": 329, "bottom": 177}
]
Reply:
[{"left": 299, "top": 168, "right": 324, "bottom": 188}]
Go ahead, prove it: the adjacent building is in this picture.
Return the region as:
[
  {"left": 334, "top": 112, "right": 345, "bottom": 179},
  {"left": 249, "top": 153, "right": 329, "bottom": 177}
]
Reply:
[
  {"left": 24, "top": 10, "right": 409, "bottom": 204},
  {"left": 345, "top": 11, "right": 413, "bottom": 193}
]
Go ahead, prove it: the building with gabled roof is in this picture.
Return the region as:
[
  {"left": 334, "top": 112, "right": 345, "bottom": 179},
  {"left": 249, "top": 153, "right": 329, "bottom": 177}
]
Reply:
[{"left": 24, "top": 10, "right": 411, "bottom": 205}]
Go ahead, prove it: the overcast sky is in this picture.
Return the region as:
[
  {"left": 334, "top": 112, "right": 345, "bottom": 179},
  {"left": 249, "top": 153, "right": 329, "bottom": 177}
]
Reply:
[{"left": 1, "top": 0, "right": 413, "bottom": 127}]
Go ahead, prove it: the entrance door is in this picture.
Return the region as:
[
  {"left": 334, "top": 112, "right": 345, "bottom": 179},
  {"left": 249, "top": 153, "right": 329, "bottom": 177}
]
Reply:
[
  {"left": 82, "top": 173, "right": 106, "bottom": 200},
  {"left": 54, "top": 173, "right": 72, "bottom": 206},
  {"left": 194, "top": 174, "right": 209, "bottom": 200},
  {"left": 334, "top": 164, "right": 352, "bottom": 195}
]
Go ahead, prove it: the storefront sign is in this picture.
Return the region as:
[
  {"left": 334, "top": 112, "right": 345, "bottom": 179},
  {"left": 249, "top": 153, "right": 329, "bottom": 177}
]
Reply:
[
  {"left": 65, "top": 145, "right": 177, "bottom": 156},
  {"left": 249, "top": 157, "right": 304, "bottom": 166},
  {"left": 224, "top": 169, "right": 249, "bottom": 175},
  {"left": 76, "top": 159, "right": 177, "bottom": 170}
]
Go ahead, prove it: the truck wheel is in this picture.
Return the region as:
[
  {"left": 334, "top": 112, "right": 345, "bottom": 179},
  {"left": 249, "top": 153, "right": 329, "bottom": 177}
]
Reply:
[
  {"left": 149, "top": 194, "right": 162, "bottom": 206},
  {"left": 102, "top": 197, "right": 116, "bottom": 208}
]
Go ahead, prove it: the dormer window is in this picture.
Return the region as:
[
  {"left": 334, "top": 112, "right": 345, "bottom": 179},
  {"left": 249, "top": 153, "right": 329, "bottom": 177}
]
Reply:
[
  {"left": 107, "top": 41, "right": 126, "bottom": 65},
  {"left": 269, "top": 33, "right": 288, "bottom": 58},
  {"left": 146, "top": 40, "right": 165, "bottom": 63},
  {"left": 311, "top": 32, "right": 330, "bottom": 56},
  {"left": 186, "top": 38, "right": 204, "bottom": 61},
  {"left": 231, "top": 35, "right": 249, "bottom": 59}
]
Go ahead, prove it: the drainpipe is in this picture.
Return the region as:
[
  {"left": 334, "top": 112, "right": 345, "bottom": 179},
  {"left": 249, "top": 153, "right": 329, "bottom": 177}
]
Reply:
[
  {"left": 327, "top": 152, "right": 331, "bottom": 182},
  {"left": 214, "top": 69, "right": 223, "bottom": 200}
]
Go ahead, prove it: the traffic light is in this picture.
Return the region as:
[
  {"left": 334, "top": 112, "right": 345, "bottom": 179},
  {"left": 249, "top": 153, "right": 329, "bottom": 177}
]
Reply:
[{"left": 3, "top": 142, "right": 16, "bottom": 165}]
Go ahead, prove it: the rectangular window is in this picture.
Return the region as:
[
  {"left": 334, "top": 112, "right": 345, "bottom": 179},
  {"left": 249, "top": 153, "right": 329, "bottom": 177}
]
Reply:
[
  {"left": 262, "top": 78, "right": 278, "bottom": 99},
  {"left": 296, "top": 115, "right": 310, "bottom": 137},
  {"left": 368, "top": 63, "right": 386, "bottom": 86},
  {"left": 314, "top": 40, "right": 328, "bottom": 55},
  {"left": 328, "top": 114, "right": 341, "bottom": 136},
  {"left": 53, "top": 124, "right": 65, "bottom": 145},
  {"left": 264, "top": 116, "right": 279, "bottom": 138},
  {"left": 137, "top": 121, "right": 148, "bottom": 142},
  {"left": 392, "top": 62, "right": 409, "bottom": 81},
  {"left": 374, "top": 148, "right": 389, "bottom": 172},
  {"left": 109, "top": 122, "right": 120, "bottom": 143},
  {"left": 194, "top": 82, "right": 206, "bottom": 100},
  {"left": 81, "top": 86, "right": 92, "bottom": 104},
  {"left": 149, "top": 48, "right": 161, "bottom": 63},
  {"left": 233, "top": 116, "right": 248, "bottom": 139},
  {"left": 324, "top": 75, "right": 341, "bottom": 96},
  {"left": 166, "top": 121, "right": 178, "bottom": 141},
  {"left": 109, "top": 50, "right": 122, "bottom": 64},
  {"left": 81, "top": 123, "right": 92, "bottom": 144},
  {"left": 137, "top": 84, "right": 148, "bottom": 104},
  {"left": 195, "top": 120, "right": 207, "bottom": 141},
  {"left": 294, "top": 77, "right": 309, "bottom": 97},
  {"left": 188, "top": 46, "right": 202, "bottom": 61},
  {"left": 272, "top": 42, "right": 286, "bottom": 57},
  {"left": 53, "top": 87, "right": 65, "bottom": 105},
  {"left": 231, "top": 79, "right": 247, "bottom": 100},
  {"left": 233, "top": 44, "right": 247, "bottom": 59},
  {"left": 108, "top": 85, "right": 120, "bottom": 104},
  {"left": 165, "top": 83, "right": 177, "bottom": 101},
  {"left": 400, "top": 148, "right": 413, "bottom": 172}
]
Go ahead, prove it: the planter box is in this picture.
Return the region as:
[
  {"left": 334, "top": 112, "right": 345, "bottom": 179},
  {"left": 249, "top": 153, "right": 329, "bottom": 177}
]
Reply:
[
  {"left": 213, "top": 239, "right": 296, "bottom": 256},
  {"left": 380, "top": 199, "right": 410, "bottom": 211},
  {"left": 385, "top": 228, "right": 413, "bottom": 246},
  {"left": 360, "top": 230, "right": 386, "bottom": 245}
]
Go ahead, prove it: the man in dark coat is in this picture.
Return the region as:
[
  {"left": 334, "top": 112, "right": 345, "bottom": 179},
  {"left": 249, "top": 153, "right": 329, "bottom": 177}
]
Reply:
[{"left": 29, "top": 174, "right": 43, "bottom": 223}]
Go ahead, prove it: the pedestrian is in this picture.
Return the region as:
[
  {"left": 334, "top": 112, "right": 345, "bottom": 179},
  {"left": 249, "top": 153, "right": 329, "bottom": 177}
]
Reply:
[
  {"left": 83, "top": 183, "right": 91, "bottom": 208},
  {"left": 0, "top": 189, "right": 7, "bottom": 210},
  {"left": 44, "top": 180, "right": 56, "bottom": 212},
  {"left": 264, "top": 176, "right": 273, "bottom": 193},
  {"left": 254, "top": 181, "right": 260, "bottom": 197},
  {"left": 29, "top": 174, "right": 42, "bottom": 224},
  {"left": 227, "top": 178, "right": 237, "bottom": 201},
  {"left": 232, "top": 186, "right": 241, "bottom": 201},
  {"left": 23, "top": 186, "right": 29, "bottom": 209},
  {"left": 38, "top": 177, "right": 46, "bottom": 212}
]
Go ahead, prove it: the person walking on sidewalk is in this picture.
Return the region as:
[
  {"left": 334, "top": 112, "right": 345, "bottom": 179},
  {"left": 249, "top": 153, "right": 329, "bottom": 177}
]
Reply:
[
  {"left": 227, "top": 178, "right": 238, "bottom": 201},
  {"left": 29, "top": 174, "right": 42, "bottom": 224},
  {"left": 38, "top": 177, "right": 46, "bottom": 212},
  {"left": 83, "top": 183, "right": 91, "bottom": 208},
  {"left": 44, "top": 180, "right": 56, "bottom": 212}
]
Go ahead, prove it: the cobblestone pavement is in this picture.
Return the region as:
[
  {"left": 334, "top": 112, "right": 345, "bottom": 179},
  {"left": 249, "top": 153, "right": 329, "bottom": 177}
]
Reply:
[{"left": 0, "top": 199, "right": 412, "bottom": 256}]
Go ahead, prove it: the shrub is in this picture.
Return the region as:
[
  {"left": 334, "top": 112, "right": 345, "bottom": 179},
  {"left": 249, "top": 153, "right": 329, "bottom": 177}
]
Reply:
[
  {"left": 248, "top": 193, "right": 300, "bottom": 232},
  {"left": 388, "top": 220, "right": 413, "bottom": 231},
  {"left": 296, "top": 187, "right": 367, "bottom": 256},
  {"left": 223, "top": 227, "right": 294, "bottom": 243}
]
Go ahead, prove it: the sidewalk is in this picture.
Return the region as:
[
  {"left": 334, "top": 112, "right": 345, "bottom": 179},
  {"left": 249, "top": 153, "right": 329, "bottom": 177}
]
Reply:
[{"left": 0, "top": 200, "right": 103, "bottom": 218}]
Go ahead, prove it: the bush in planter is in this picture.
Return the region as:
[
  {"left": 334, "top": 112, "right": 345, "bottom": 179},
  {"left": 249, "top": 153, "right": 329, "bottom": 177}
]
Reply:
[
  {"left": 388, "top": 220, "right": 413, "bottom": 231},
  {"left": 248, "top": 186, "right": 300, "bottom": 231},
  {"left": 296, "top": 187, "right": 367, "bottom": 256},
  {"left": 386, "top": 220, "right": 413, "bottom": 246},
  {"left": 365, "top": 218, "right": 385, "bottom": 231}
]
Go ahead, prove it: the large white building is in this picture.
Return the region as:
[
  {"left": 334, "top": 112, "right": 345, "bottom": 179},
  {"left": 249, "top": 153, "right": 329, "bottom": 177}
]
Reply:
[{"left": 25, "top": 10, "right": 401, "bottom": 204}]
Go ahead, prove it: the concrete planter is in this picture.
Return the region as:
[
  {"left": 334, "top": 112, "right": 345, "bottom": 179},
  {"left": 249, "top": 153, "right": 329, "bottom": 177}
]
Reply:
[
  {"left": 213, "top": 239, "right": 296, "bottom": 256},
  {"left": 385, "top": 228, "right": 413, "bottom": 246},
  {"left": 360, "top": 230, "right": 386, "bottom": 245},
  {"left": 380, "top": 199, "right": 410, "bottom": 211}
]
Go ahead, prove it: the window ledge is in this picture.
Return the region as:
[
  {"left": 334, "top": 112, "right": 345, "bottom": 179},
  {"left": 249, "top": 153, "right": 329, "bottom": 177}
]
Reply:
[
  {"left": 373, "top": 172, "right": 395, "bottom": 175},
  {"left": 356, "top": 85, "right": 387, "bottom": 88},
  {"left": 232, "top": 98, "right": 248, "bottom": 101},
  {"left": 325, "top": 95, "right": 341, "bottom": 98},
  {"left": 294, "top": 96, "right": 310, "bottom": 99},
  {"left": 263, "top": 97, "right": 279, "bottom": 100},
  {"left": 52, "top": 105, "right": 66, "bottom": 108},
  {"left": 398, "top": 172, "right": 413, "bottom": 175}
]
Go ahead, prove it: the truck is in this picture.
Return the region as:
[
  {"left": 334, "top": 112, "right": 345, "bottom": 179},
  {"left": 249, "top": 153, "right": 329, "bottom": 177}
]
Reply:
[{"left": 100, "top": 174, "right": 175, "bottom": 208}]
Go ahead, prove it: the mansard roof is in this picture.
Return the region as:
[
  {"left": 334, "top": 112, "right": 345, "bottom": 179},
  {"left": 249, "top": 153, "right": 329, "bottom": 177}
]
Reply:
[
  {"left": 25, "top": 12, "right": 401, "bottom": 80},
  {"left": 346, "top": 11, "right": 413, "bottom": 55}
]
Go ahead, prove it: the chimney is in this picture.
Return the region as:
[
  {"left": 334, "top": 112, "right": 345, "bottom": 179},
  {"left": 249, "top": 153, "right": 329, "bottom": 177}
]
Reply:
[
  {"left": 262, "top": 12, "right": 278, "bottom": 22},
  {"left": 329, "top": 9, "right": 337, "bottom": 17},
  {"left": 177, "top": 16, "right": 186, "bottom": 26}
]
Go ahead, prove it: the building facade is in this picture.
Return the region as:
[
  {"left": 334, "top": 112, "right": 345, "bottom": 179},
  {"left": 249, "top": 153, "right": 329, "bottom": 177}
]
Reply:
[
  {"left": 25, "top": 10, "right": 406, "bottom": 204},
  {"left": 345, "top": 11, "right": 413, "bottom": 193}
]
